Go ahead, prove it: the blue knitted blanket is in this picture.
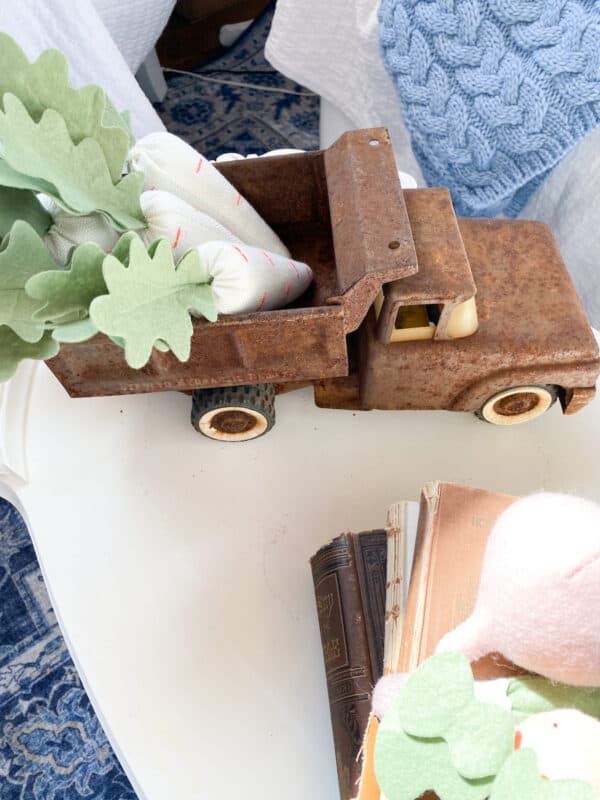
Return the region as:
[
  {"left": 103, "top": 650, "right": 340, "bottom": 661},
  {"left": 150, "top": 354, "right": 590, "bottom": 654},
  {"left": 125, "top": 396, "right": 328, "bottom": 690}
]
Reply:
[{"left": 379, "top": 1, "right": 600, "bottom": 217}]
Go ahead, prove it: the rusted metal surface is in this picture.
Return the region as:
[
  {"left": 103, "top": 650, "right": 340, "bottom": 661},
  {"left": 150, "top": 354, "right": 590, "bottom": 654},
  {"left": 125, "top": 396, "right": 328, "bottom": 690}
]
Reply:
[
  {"left": 353, "top": 215, "right": 599, "bottom": 413},
  {"left": 376, "top": 188, "right": 476, "bottom": 343},
  {"left": 48, "top": 306, "right": 348, "bottom": 397},
  {"left": 313, "top": 374, "right": 362, "bottom": 410},
  {"left": 560, "top": 386, "right": 597, "bottom": 415},
  {"left": 49, "top": 128, "right": 421, "bottom": 399},
  {"left": 323, "top": 128, "right": 418, "bottom": 296},
  {"left": 216, "top": 149, "right": 330, "bottom": 227},
  {"left": 47, "top": 126, "right": 599, "bottom": 417}
]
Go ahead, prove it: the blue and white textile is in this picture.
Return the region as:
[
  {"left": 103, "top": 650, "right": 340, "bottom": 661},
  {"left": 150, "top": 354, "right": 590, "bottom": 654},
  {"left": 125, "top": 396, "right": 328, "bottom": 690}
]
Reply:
[{"left": 379, "top": 1, "right": 600, "bottom": 217}]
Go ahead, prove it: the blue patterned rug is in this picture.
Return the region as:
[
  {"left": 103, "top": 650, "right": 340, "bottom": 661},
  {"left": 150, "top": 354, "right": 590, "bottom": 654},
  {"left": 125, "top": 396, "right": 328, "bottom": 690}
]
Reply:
[
  {"left": 0, "top": 498, "right": 135, "bottom": 799},
  {"left": 155, "top": 4, "right": 320, "bottom": 159}
]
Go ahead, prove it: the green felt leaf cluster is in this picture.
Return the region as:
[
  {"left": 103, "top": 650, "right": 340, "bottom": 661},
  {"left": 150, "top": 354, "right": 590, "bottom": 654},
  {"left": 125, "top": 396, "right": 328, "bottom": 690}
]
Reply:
[
  {"left": 0, "top": 222, "right": 218, "bottom": 382},
  {"left": 0, "top": 220, "right": 56, "bottom": 342},
  {"left": 0, "top": 186, "right": 52, "bottom": 238},
  {"left": 0, "top": 33, "right": 130, "bottom": 182},
  {"left": 375, "top": 653, "right": 514, "bottom": 800},
  {"left": 0, "top": 221, "right": 61, "bottom": 380},
  {"left": 0, "top": 327, "right": 59, "bottom": 383},
  {"left": 374, "top": 653, "right": 595, "bottom": 800},
  {"left": 0, "top": 37, "right": 220, "bottom": 382},
  {"left": 508, "top": 677, "right": 600, "bottom": 721},
  {"left": 90, "top": 233, "right": 217, "bottom": 368},
  {"left": 0, "top": 33, "right": 144, "bottom": 232},
  {"left": 0, "top": 95, "right": 144, "bottom": 231},
  {"left": 28, "top": 241, "right": 106, "bottom": 322}
]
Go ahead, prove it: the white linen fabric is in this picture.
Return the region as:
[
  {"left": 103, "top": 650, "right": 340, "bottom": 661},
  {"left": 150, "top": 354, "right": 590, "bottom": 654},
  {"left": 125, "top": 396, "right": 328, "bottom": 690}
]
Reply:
[
  {"left": 195, "top": 241, "right": 313, "bottom": 315},
  {"left": 266, "top": 0, "right": 600, "bottom": 326},
  {"left": 519, "top": 129, "right": 600, "bottom": 327},
  {"left": 140, "top": 190, "right": 242, "bottom": 257},
  {"left": 91, "top": 0, "right": 176, "bottom": 74},
  {"left": 43, "top": 199, "right": 120, "bottom": 265},
  {"left": 265, "top": 0, "right": 425, "bottom": 183},
  {"left": 129, "top": 133, "right": 290, "bottom": 257},
  {"left": 0, "top": 0, "right": 173, "bottom": 138}
]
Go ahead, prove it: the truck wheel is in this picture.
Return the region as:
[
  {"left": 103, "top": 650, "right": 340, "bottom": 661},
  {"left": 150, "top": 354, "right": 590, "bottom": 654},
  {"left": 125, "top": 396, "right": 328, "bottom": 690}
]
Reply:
[
  {"left": 477, "top": 385, "right": 557, "bottom": 426},
  {"left": 191, "top": 384, "right": 275, "bottom": 441}
]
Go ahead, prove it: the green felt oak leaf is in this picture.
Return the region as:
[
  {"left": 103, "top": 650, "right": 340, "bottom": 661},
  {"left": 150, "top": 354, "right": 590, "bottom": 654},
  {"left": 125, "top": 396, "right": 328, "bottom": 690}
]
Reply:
[
  {"left": 0, "top": 95, "right": 145, "bottom": 231},
  {"left": 489, "top": 749, "right": 593, "bottom": 800},
  {"left": 0, "top": 33, "right": 129, "bottom": 182},
  {"left": 0, "top": 158, "right": 56, "bottom": 196},
  {"left": 103, "top": 102, "right": 133, "bottom": 147},
  {"left": 89, "top": 236, "right": 217, "bottom": 369},
  {"left": 395, "top": 653, "right": 514, "bottom": 779},
  {"left": 52, "top": 317, "right": 98, "bottom": 343},
  {"left": 508, "top": 677, "right": 600, "bottom": 721},
  {"left": 0, "top": 220, "right": 58, "bottom": 342},
  {"left": 0, "top": 326, "right": 59, "bottom": 382},
  {"left": 0, "top": 186, "right": 52, "bottom": 237},
  {"left": 26, "top": 242, "right": 106, "bottom": 322},
  {"left": 375, "top": 725, "right": 494, "bottom": 800},
  {"left": 110, "top": 231, "right": 140, "bottom": 266}
]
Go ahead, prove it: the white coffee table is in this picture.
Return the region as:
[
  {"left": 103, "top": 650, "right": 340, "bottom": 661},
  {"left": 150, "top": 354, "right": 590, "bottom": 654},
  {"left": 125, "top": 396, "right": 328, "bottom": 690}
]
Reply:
[{"left": 7, "top": 353, "right": 600, "bottom": 800}]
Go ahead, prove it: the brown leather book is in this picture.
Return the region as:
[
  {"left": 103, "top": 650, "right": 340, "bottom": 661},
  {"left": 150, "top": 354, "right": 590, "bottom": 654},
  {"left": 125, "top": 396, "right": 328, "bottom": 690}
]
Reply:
[
  {"left": 310, "top": 530, "right": 387, "bottom": 800},
  {"left": 357, "top": 481, "right": 521, "bottom": 800}
]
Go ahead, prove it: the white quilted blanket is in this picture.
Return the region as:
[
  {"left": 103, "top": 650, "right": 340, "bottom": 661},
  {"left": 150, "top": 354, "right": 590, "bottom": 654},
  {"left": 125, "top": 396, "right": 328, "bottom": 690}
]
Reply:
[{"left": 0, "top": 0, "right": 174, "bottom": 138}]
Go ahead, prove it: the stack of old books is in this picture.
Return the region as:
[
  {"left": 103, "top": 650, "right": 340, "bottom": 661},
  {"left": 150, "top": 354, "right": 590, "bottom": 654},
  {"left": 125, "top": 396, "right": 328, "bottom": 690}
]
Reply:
[{"left": 310, "top": 481, "right": 519, "bottom": 800}]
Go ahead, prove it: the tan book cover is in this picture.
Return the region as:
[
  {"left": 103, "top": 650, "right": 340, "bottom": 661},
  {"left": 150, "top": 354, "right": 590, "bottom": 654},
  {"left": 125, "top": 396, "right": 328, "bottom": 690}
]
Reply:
[
  {"left": 357, "top": 481, "right": 521, "bottom": 800},
  {"left": 398, "top": 481, "right": 519, "bottom": 679}
]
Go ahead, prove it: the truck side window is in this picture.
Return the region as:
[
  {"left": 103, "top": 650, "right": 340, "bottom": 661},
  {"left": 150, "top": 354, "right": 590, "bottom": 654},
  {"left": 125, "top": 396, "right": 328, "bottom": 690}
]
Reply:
[{"left": 391, "top": 304, "right": 437, "bottom": 342}]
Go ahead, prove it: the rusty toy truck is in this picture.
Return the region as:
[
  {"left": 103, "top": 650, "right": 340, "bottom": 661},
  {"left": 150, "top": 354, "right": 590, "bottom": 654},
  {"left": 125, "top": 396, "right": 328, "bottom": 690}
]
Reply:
[{"left": 47, "top": 128, "right": 600, "bottom": 441}]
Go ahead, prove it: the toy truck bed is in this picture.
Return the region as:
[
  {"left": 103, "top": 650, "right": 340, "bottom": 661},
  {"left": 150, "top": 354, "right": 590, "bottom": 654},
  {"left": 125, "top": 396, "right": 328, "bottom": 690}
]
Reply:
[{"left": 47, "top": 129, "right": 417, "bottom": 398}]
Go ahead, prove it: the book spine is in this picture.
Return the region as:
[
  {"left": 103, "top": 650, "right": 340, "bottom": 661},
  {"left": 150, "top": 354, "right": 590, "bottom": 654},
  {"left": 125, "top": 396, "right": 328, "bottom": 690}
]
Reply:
[
  {"left": 311, "top": 532, "right": 385, "bottom": 800},
  {"left": 383, "top": 501, "right": 408, "bottom": 675}
]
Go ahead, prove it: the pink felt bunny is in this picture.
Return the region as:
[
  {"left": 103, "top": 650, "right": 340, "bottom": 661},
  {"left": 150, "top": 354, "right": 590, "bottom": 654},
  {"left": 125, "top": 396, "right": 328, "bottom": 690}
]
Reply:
[{"left": 436, "top": 493, "right": 600, "bottom": 687}]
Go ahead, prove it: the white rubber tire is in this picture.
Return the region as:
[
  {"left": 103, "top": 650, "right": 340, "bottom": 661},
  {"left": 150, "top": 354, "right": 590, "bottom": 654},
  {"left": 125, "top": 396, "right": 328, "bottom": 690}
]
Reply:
[
  {"left": 479, "top": 385, "right": 556, "bottom": 426},
  {"left": 197, "top": 406, "right": 269, "bottom": 442}
]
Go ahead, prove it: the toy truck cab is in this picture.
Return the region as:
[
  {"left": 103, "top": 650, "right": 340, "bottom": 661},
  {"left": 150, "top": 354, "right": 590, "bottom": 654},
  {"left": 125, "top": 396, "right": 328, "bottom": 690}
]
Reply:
[{"left": 316, "top": 185, "right": 600, "bottom": 426}]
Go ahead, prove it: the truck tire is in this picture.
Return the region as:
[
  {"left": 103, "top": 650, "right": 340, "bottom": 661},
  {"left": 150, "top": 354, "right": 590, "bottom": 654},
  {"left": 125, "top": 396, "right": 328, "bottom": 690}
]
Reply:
[
  {"left": 191, "top": 384, "right": 275, "bottom": 441},
  {"left": 476, "top": 385, "right": 557, "bottom": 426}
]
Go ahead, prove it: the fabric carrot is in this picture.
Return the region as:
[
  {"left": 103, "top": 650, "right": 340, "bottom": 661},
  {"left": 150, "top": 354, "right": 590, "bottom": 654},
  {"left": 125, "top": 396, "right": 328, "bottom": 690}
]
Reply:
[
  {"left": 129, "top": 132, "right": 290, "bottom": 258},
  {"left": 194, "top": 241, "right": 313, "bottom": 314},
  {"left": 140, "top": 190, "right": 242, "bottom": 258}
]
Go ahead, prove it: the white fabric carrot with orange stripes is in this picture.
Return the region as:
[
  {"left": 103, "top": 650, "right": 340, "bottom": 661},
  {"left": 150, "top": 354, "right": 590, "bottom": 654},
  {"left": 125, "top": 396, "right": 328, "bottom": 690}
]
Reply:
[
  {"left": 129, "top": 132, "right": 290, "bottom": 258},
  {"left": 194, "top": 241, "right": 313, "bottom": 315}
]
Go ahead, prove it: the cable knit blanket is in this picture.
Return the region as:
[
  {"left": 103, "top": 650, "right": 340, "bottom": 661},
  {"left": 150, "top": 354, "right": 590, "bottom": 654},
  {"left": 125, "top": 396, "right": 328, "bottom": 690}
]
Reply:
[{"left": 379, "top": 1, "right": 600, "bottom": 217}]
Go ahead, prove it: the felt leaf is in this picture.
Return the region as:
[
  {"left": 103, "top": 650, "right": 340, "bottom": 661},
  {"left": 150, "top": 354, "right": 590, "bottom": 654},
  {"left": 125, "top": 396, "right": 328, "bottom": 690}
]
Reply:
[
  {"left": 448, "top": 702, "right": 514, "bottom": 779},
  {"left": 392, "top": 653, "right": 514, "bottom": 780},
  {"left": 508, "top": 677, "right": 600, "bottom": 720},
  {"left": 375, "top": 726, "right": 494, "bottom": 800},
  {"left": 0, "top": 33, "right": 129, "bottom": 182},
  {"left": 89, "top": 236, "right": 217, "bottom": 369},
  {"left": 110, "top": 231, "right": 139, "bottom": 265},
  {"left": 0, "top": 187, "right": 52, "bottom": 237},
  {"left": 398, "top": 652, "right": 475, "bottom": 736},
  {"left": 489, "top": 749, "right": 593, "bottom": 800},
  {"left": 0, "top": 326, "right": 59, "bottom": 382},
  {"left": 51, "top": 317, "right": 98, "bottom": 343},
  {"left": 0, "top": 95, "right": 145, "bottom": 231},
  {"left": 181, "top": 283, "right": 216, "bottom": 320},
  {"left": 0, "top": 158, "right": 56, "bottom": 196},
  {"left": 110, "top": 336, "right": 169, "bottom": 353},
  {"left": 0, "top": 220, "right": 57, "bottom": 341},
  {"left": 26, "top": 242, "right": 106, "bottom": 322}
]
